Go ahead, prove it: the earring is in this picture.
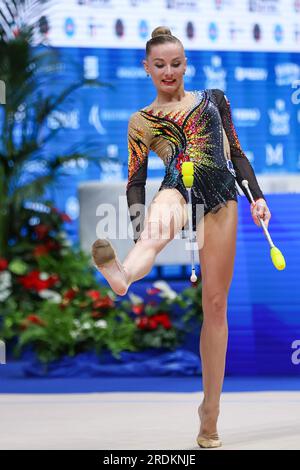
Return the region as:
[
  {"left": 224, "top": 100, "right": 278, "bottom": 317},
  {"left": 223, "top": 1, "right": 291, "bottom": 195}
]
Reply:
[{"left": 147, "top": 73, "right": 149, "bottom": 77}]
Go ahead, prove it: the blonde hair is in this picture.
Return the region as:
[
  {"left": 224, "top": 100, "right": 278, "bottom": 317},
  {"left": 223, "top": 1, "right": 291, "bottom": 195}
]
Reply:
[{"left": 146, "top": 26, "right": 183, "bottom": 57}]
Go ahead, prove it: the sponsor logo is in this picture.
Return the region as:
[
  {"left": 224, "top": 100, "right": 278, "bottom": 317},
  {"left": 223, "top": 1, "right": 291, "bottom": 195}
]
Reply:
[
  {"left": 84, "top": 56, "right": 99, "bottom": 79},
  {"left": 87, "top": 17, "right": 106, "bottom": 37},
  {"left": 215, "top": 0, "right": 234, "bottom": 9},
  {"left": 101, "top": 110, "right": 132, "bottom": 121},
  {"left": 208, "top": 22, "right": 218, "bottom": 41},
  {"left": 186, "top": 21, "right": 195, "bottom": 39},
  {"left": 165, "top": 0, "right": 199, "bottom": 9},
  {"left": 274, "top": 24, "right": 284, "bottom": 42},
  {"left": 235, "top": 67, "right": 268, "bottom": 81},
  {"left": 117, "top": 66, "right": 147, "bottom": 78},
  {"left": 266, "top": 143, "right": 284, "bottom": 166},
  {"left": 64, "top": 17, "right": 75, "bottom": 37},
  {"left": 47, "top": 110, "right": 80, "bottom": 130},
  {"left": 62, "top": 158, "right": 89, "bottom": 172},
  {"left": 275, "top": 63, "right": 300, "bottom": 86},
  {"left": 253, "top": 23, "right": 262, "bottom": 41},
  {"left": 268, "top": 99, "right": 290, "bottom": 136},
  {"left": 77, "top": 0, "right": 113, "bottom": 6},
  {"left": 115, "top": 18, "right": 125, "bottom": 37},
  {"left": 100, "top": 160, "right": 123, "bottom": 181},
  {"left": 23, "top": 160, "right": 48, "bottom": 175},
  {"left": 138, "top": 20, "right": 148, "bottom": 39},
  {"left": 129, "top": 0, "right": 152, "bottom": 6},
  {"left": 203, "top": 55, "right": 226, "bottom": 90},
  {"left": 232, "top": 108, "right": 261, "bottom": 127},
  {"left": 248, "top": 0, "right": 280, "bottom": 14},
  {"left": 89, "top": 105, "right": 106, "bottom": 134}
]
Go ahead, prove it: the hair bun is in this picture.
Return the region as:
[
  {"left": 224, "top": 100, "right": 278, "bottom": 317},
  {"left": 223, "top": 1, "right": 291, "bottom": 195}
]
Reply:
[{"left": 151, "top": 26, "right": 172, "bottom": 38}]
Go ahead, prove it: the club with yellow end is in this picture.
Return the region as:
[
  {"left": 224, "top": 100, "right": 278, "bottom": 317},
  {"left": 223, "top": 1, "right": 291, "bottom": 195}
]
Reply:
[
  {"left": 241, "top": 180, "right": 286, "bottom": 271},
  {"left": 181, "top": 161, "right": 198, "bottom": 282}
]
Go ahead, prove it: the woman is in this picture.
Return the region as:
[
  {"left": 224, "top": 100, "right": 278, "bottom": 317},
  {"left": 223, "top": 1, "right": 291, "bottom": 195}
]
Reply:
[{"left": 92, "top": 26, "right": 271, "bottom": 448}]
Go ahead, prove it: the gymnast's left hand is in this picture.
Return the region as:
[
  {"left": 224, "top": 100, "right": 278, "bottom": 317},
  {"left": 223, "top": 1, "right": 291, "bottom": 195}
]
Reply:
[{"left": 250, "top": 198, "right": 271, "bottom": 229}]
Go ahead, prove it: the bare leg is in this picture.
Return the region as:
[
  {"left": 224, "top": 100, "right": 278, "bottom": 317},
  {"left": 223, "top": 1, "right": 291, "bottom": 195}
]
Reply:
[
  {"left": 92, "top": 189, "right": 187, "bottom": 295},
  {"left": 196, "top": 200, "right": 238, "bottom": 446}
]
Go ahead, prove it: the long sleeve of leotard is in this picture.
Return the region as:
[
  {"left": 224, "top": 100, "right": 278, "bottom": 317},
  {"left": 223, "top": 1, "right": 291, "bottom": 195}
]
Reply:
[
  {"left": 212, "top": 88, "right": 265, "bottom": 203},
  {"left": 126, "top": 112, "right": 151, "bottom": 243}
]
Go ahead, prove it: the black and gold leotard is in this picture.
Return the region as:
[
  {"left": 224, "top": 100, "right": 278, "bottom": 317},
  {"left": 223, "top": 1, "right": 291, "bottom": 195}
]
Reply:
[{"left": 126, "top": 88, "right": 265, "bottom": 242}]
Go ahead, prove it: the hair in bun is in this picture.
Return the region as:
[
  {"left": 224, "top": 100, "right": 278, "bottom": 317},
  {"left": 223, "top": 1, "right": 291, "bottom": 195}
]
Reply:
[
  {"left": 151, "top": 26, "right": 172, "bottom": 38},
  {"left": 146, "top": 25, "right": 183, "bottom": 57}
]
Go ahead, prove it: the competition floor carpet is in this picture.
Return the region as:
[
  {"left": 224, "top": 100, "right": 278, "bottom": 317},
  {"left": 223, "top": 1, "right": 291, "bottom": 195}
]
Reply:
[{"left": 1, "top": 390, "right": 300, "bottom": 450}]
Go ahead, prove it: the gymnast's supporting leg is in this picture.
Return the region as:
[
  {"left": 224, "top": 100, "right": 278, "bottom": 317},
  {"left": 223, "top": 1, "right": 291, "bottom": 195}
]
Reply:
[
  {"left": 196, "top": 200, "right": 238, "bottom": 446},
  {"left": 92, "top": 188, "right": 188, "bottom": 295}
]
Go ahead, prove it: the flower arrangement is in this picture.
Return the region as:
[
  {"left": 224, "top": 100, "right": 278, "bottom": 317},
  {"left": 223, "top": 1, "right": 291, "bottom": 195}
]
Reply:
[{"left": 0, "top": 202, "right": 203, "bottom": 364}]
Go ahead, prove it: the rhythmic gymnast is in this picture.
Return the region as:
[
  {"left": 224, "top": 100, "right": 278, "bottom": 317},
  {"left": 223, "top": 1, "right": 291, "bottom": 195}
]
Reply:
[{"left": 92, "top": 26, "right": 271, "bottom": 448}]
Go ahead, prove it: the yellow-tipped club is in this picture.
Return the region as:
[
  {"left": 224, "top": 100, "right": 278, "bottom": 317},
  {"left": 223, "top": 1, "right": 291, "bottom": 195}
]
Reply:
[
  {"left": 241, "top": 179, "right": 286, "bottom": 271},
  {"left": 182, "top": 161, "right": 194, "bottom": 188},
  {"left": 270, "top": 246, "right": 286, "bottom": 271}
]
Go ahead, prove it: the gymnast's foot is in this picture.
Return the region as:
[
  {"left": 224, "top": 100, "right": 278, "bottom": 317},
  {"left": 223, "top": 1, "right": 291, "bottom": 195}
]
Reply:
[
  {"left": 196, "top": 401, "right": 222, "bottom": 448},
  {"left": 91, "top": 239, "right": 130, "bottom": 296}
]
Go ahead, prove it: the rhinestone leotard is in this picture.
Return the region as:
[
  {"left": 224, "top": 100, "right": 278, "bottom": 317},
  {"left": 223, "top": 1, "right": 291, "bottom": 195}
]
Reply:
[{"left": 126, "top": 88, "right": 264, "bottom": 242}]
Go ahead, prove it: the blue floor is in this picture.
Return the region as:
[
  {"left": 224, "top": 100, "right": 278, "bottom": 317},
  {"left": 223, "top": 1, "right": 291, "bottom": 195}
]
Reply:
[{"left": 0, "top": 361, "right": 299, "bottom": 394}]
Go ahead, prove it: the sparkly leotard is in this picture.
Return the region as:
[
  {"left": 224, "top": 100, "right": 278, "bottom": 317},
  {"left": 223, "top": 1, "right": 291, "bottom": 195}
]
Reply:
[{"left": 126, "top": 88, "right": 265, "bottom": 242}]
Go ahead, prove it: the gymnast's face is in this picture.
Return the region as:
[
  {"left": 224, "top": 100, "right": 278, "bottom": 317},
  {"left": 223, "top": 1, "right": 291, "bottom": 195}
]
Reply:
[{"left": 143, "top": 42, "right": 187, "bottom": 95}]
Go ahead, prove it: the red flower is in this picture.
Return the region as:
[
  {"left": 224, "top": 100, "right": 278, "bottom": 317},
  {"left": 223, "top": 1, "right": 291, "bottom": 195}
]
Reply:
[
  {"left": 0, "top": 258, "right": 8, "bottom": 271},
  {"left": 86, "top": 289, "right": 101, "bottom": 301},
  {"left": 136, "top": 317, "right": 150, "bottom": 330},
  {"left": 86, "top": 290, "right": 114, "bottom": 309},
  {"left": 132, "top": 304, "right": 144, "bottom": 315},
  {"left": 148, "top": 317, "right": 159, "bottom": 330},
  {"left": 60, "top": 212, "right": 72, "bottom": 223},
  {"left": 151, "top": 313, "right": 172, "bottom": 330},
  {"left": 45, "top": 240, "right": 61, "bottom": 251},
  {"left": 19, "top": 271, "right": 59, "bottom": 292},
  {"left": 51, "top": 207, "right": 72, "bottom": 223},
  {"left": 33, "top": 224, "right": 51, "bottom": 240},
  {"left": 33, "top": 245, "right": 50, "bottom": 257},
  {"left": 91, "top": 311, "right": 104, "bottom": 319},
  {"left": 93, "top": 296, "right": 114, "bottom": 309},
  {"left": 63, "top": 288, "right": 78, "bottom": 301},
  {"left": 26, "top": 314, "right": 46, "bottom": 327},
  {"left": 61, "top": 288, "right": 79, "bottom": 307}
]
